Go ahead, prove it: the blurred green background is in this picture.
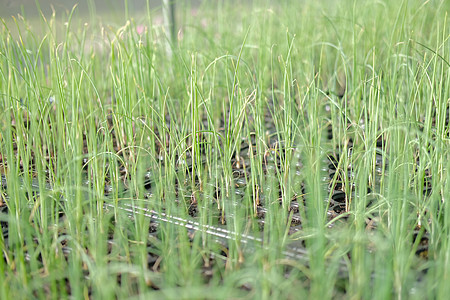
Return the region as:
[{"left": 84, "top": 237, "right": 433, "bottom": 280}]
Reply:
[{"left": 0, "top": 0, "right": 202, "bottom": 20}]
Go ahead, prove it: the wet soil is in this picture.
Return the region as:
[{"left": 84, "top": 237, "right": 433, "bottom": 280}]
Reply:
[{"left": 1, "top": 97, "right": 443, "bottom": 295}]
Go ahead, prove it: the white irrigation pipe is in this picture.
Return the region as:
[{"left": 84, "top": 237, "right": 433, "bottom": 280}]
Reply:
[{"left": 1, "top": 173, "right": 349, "bottom": 276}]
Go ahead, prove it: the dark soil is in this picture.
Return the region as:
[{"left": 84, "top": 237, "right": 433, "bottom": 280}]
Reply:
[{"left": 0, "top": 98, "right": 441, "bottom": 295}]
